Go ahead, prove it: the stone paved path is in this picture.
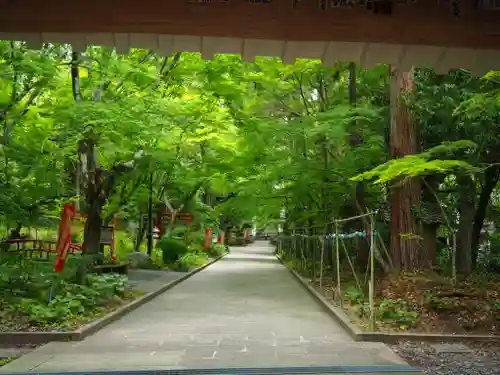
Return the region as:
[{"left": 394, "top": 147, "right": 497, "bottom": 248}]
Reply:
[{"left": 1, "top": 242, "right": 415, "bottom": 373}]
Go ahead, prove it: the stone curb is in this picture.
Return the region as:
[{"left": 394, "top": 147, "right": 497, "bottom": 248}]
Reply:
[
  {"left": 276, "top": 254, "right": 363, "bottom": 341},
  {"left": 276, "top": 254, "right": 500, "bottom": 344},
  {"left": 0, "top": 253, "right": 226, "bottom": 346}
]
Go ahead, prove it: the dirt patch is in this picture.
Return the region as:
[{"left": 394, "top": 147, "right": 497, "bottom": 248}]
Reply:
[
  {"left": 311, "top": 271, "right": 500, "bottom": 335},
  {"left": 378, "top": 272, "right": 500, "bottom": 334}
]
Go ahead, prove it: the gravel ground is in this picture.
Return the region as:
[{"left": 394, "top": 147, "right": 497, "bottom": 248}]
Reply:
[{"left": 392, "top": 341, "right": 500, "bottom": 375}]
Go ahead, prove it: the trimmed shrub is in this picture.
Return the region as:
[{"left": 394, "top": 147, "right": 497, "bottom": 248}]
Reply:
[
  {"left": 175, "top": 252, "right": 208, "bottom": 272},
  {"left": 156, "top": 237, "right": 189, "bottom": 264},
  {"left": 227, "top": 238, "right": 246, "bottom": 246},
  {"left": 208, "top": 243, "right": 226, "bottom": 258}
]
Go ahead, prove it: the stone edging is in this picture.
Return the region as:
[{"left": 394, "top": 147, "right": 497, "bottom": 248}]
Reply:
[
  {"left": 276, "top": 254, "right": 500, "bottom": 344},
  {"left": 0, "top": 254, "right": 226, "bottom": 345}
]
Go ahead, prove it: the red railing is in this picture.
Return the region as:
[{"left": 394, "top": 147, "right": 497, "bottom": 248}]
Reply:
[{"left": 0, "top": 238, "right": 83, "bottom": 257}]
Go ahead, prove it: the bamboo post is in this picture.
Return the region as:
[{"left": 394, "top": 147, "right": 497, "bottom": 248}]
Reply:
[
  {"left": 302, "top": 235, "right": 307, "bottom": 271},
  {"left": 335, "top": 222, "right": 341, "bottom": 306},
  {"left": 319, "top": 236, "right": 325, "bottom": 289},
  {"left": 340, "top": 237, "right": 361, "bottom": 290},
  {"left": 369, "top": 215, "right": 376, "bottom": 331},
  {"left": 311, "top": 234, "right": 316, "bottom": 282},
  {"left": 296, "top": 233, "right": 299, "bottom": 263}
]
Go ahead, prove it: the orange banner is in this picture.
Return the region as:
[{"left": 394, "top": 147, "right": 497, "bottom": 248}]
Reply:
[
  {"left": 54, "top": 203, "right": 76, "bottom": 273},
  {"left": 204, "top": 228, "right": 213, "bottom": 250},
  {"left": 156, "top": 214, "right": 164, "bottom": 237}
]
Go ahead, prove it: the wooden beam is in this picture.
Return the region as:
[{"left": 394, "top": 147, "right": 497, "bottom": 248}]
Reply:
[{"left": 0, "top": 0, "right": 499, "bottom": 50}]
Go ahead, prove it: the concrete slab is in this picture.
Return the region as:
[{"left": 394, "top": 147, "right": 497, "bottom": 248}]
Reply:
[
  {"left": 431, "top": 342, "right": 472, "bottom": 353},
  {"left": 0, "top": 242, "right": 411, "bottom": 373},
  {"left": 128, "top": 269, "right": 186, "bottom": 294},
  {"left": 0, "top": 347, "right": 32, "bottom": 358}
]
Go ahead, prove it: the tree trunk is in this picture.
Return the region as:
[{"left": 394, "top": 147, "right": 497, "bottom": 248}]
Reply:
[
  {"left": 134, "top": 216, "right": 147, "bottom": 252},
  {"left": 389, "top": 66, "right": 422, "bottom": 272},
  {"left": 471, "top": 166, "right": 499, "bottom": 268},
  {"left": 81, "top": 139, "right": 104, "bottom": 257},
  {"left": 421, "top": 223, "right": 438, "bottom": 269},
  {"left": 71, "top": 49, "right": 103, "bottom": 256},
  {"left": 420, "top": 175, "right": 442, "bottom": 267},
  {"left": 83, "top": 202, "right": 103, "bottom": 256},
  {"left": 456, "top": 174, "right": 475, "bottom": 276}
]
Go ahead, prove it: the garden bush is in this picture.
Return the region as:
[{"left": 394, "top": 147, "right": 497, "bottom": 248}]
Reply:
[
  {"left": 0, "top": 258, "right": 133, "bottom": 329},
  {"left": 227, "top": 238, "right": 246, "bottom": 246},
  {"left": 378, "top": 300, "right": 419, "bottom": 329},
  {"left": 187, "top": 230, "right": 205, "bottom": 246},
  {"left": 208, "top": 243, "right": 226, "bottom": 258},
  {"left": 13, "top": 273, "right": 130, "bottom": 327},
  {"left": 170, "top": 226, "right": 187, "bottom": 239},
  {"left": 175, "top": 252, "right": 209, "bottom": 272},
  {"left": 156, "top": 236, "right": 189, "bottom": 264},
  {"left": 188, "top": 243, "right": 204, "bottom": 253},
  {"left": 115, "top": 230, "right": 135, "bottom": 260}
]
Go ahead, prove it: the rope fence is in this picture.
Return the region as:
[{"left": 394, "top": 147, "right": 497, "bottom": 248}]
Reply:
[{"left": 276, "top": 212, "right": 380, "bottom": 331}]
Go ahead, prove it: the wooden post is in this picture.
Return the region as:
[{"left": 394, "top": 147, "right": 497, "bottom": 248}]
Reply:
[
  {"left": 369, "top": 215, "right": 376, "bottom": 331},
  {"left": 335, "top": 222, "right": 341, "bottom": 306},
  {"left": 319, "top": 232, "right": 325, "bottom": 289},
  {"left": 312, "top": 233, "right": 316, "bottom": 283},
  {"left": 147, "top": 172, "right": 153, "bottom": 256}
]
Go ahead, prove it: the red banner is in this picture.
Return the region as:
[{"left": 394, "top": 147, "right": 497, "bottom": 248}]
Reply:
[
  {"left": 156, "top": 214, "right": 164, "bottom": 237},
  {"left": 54, "top": 203, "right": 76, "bottom": 273},
  {"left": 204, "top": 228, "right": 213, "bottom": 250},
  {"left": 244, "top": 230, "right": 248, "bottom": 241},
  {"left": 218, "top": 232, "right": 225, "bottom": 244}
]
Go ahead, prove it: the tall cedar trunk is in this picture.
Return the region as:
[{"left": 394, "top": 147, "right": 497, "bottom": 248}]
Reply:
[
  {"left": 389, "top": 66, "right": 422, "bottom": 272},
  {"left": 348, "top": 62, "right": 370, "bottom": 267},
  {"left": 456, "top": 175, "right": 475, "bottom": 276},
  {"left": 471, "top": 166, "right": 500, "bottom": 268}
]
